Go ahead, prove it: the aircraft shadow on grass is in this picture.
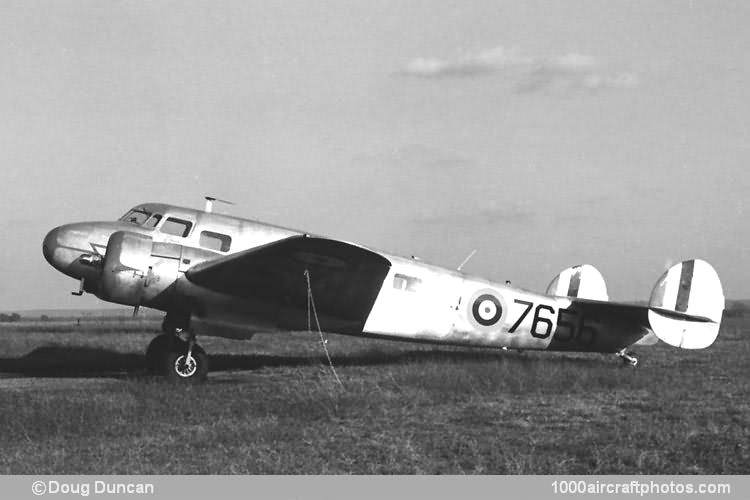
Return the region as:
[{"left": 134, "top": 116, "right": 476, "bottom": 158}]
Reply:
[{"left": 0, "top": 345, "right": 606, "bottom": 379}]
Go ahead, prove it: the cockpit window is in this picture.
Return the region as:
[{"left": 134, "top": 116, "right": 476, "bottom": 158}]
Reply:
[
  {"left": 120, "top": 209, "right": 152, "bottom": 225},
  {"left": 144, "top": 214, "right": 162, "bottom": 228},
  {"left": 160, "top": 217, "right": 193, "bottom": 238}
]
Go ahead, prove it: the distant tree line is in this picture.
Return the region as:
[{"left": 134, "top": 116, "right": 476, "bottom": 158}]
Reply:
[
  {"left": 725, "top": 301, "right": 750, "bottom": 318},
  {"left": 0, "top": 312, "right": 21, "bottom": 322}
]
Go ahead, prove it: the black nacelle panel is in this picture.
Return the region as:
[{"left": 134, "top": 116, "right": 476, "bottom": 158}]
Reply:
[{"left": 185, "top": 236, "right": 392, "bottom": 332}]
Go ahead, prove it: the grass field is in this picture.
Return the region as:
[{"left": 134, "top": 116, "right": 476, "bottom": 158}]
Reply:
[{"left": 0, "top": 313, "right": 748, "bottom": 474}]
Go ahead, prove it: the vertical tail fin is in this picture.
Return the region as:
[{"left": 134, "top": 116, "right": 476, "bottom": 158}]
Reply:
[
  {"left": 546, "top": 264, "right": 609, "bottom": 301},
  {"left": 648, "top": 259, "right": 724, "bottom": 349}
]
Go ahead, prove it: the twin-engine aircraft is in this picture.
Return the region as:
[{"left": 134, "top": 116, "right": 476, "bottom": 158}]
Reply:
[{"left": 42, "top": 199, "right": 725, "bottom": 382}]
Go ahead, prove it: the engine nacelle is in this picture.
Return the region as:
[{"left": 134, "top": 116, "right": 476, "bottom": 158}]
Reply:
[
  {"left": 98, "top": 231, "right": 181, "bottom": 308},
  {"left": 99, "top": 231, "right": 152, "bottom": 306}
]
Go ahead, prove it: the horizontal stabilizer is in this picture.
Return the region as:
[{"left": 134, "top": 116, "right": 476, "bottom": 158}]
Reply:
[
  {"left": 647, "top": 259, "right": 724, "bottom": 349},
  {"left": 546, "top": 264, "right": 608, "bottom": 301},
  {"left": 633, "top": 331, "right": 659, "bottom": 346}
]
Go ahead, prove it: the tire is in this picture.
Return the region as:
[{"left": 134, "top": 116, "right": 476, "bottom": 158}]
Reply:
[{"left": 163, "top": 344, "right": 208, "bottom": 383}]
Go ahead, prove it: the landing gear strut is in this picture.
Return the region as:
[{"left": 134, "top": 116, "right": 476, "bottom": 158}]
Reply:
[
  {"left": 616, "top": 349, "right": 639, "bottom": 366},
  {"left": 145, "top": 329, "right": 209, "bottom": 382}
]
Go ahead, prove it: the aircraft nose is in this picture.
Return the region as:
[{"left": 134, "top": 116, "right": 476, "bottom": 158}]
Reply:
[
  {"left": 42, "top": 226, "right": 61, "bottom": 267},
  {"left": 43, "top": 222, "right": 110, "bottom": 284},
  {"left": 42, "top": 223, "right": 92, "bottom": 276}
]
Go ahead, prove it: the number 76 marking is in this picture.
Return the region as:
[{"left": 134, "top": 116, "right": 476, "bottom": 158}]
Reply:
[{"left": 508, "top": 299, "right": 556, "bottom": 339}]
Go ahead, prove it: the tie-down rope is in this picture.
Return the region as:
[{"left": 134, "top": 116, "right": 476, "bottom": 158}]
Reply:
[{"left": 304, "top": 269, "right": 343, "bottom": 387}]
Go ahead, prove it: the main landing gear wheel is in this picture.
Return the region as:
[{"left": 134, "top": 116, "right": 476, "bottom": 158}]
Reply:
[{"left": 163, "top": 339, "right": 208, "bottom": 383}]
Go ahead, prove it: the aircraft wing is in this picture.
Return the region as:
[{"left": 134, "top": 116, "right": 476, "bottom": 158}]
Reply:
[{"left": 184, "top": 235, "right": 392, "bottom": 333}]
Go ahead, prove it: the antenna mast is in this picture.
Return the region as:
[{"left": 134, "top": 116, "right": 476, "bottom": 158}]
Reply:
[
  {"left": 203, "top": 196, "right": 235, "bottom": 213},
  {"left": 457, "top": 249, "right": 478, "bottom": 272}
]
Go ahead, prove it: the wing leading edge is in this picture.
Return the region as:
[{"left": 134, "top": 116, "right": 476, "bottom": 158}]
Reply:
[{"left": 185, "top": 235, "right": 392, "bottom": 333}]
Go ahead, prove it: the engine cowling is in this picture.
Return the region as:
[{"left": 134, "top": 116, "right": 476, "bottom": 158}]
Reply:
[
  {"left": 96, "top": 230, "right": 228, "bottom": 309},
  {"left": 98, "top": 231, "right": 153, "bottom": 306},
  {"left": 98, "top": 230, "right": 186, "bottom": 309}
]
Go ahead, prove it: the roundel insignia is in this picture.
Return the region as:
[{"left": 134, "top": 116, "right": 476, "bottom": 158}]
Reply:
[{"left": 468, "top": 289, "right": 507, "bottom": 330}]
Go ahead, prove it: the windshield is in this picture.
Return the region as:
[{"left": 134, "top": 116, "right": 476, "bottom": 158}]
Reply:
[{"left": 119, "top": 209, "right": 152, "bottom": 225}]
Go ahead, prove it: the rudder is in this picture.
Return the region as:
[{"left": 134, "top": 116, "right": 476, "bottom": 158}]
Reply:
[
  {"left": 648, "top": 259, "right": 724, "bottom": 349},
  {"left": 546, "top": 264, "right": 609, "bottom": 301}
]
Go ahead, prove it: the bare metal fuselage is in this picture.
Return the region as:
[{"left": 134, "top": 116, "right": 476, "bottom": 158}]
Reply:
[{"left": 43, "top": 202, "right": 650, "bottom": 353}]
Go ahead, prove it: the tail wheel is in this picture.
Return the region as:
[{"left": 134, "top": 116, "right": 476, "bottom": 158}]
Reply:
[
  {"left": 164, "top": 343, "right": 208, "bottom": 383},
  {"left": 620, "top": 351, "right": 639, "bottom": 366},
  {"left": 623, "top": 357, "right": 638, "bottom": 367}
]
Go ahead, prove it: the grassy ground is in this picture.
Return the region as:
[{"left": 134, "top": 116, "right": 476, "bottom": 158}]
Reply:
[{"left": 0, "top": 315, "right": 747, "bottom": 474}]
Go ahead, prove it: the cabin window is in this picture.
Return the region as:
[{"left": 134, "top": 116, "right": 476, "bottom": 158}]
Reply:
[
  {"left": 199, "top": 231, "right": 232, "bottom": 252},
  {"left": 160, "top": 217, "right": 193, "bottom": 238},
  {"left": 393, "top": 273, "right": 421, "bottom": 292},
  {"left": 120, "top": 209, "right": 151, "bottom": 225},
  {"left": 144, "top": 214, "right": 162, "bottom": 228}
]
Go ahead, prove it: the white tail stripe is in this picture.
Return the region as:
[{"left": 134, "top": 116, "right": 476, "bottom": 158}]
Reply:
[{"left": 658, "top": 262, "right": 682, "bottom": 310}]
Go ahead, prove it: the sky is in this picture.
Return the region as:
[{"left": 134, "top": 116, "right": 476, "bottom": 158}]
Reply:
[{"left": 1, "top": 0, "right": 748, "bottom": 311}]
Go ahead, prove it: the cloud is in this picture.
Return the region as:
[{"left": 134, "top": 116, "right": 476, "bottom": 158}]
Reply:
[
  {"left": 398, "top": 46, "right": 639, "bottom": 93},
  {"left": 400, "top": 46, "right": 532, "bottom": 78}
]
